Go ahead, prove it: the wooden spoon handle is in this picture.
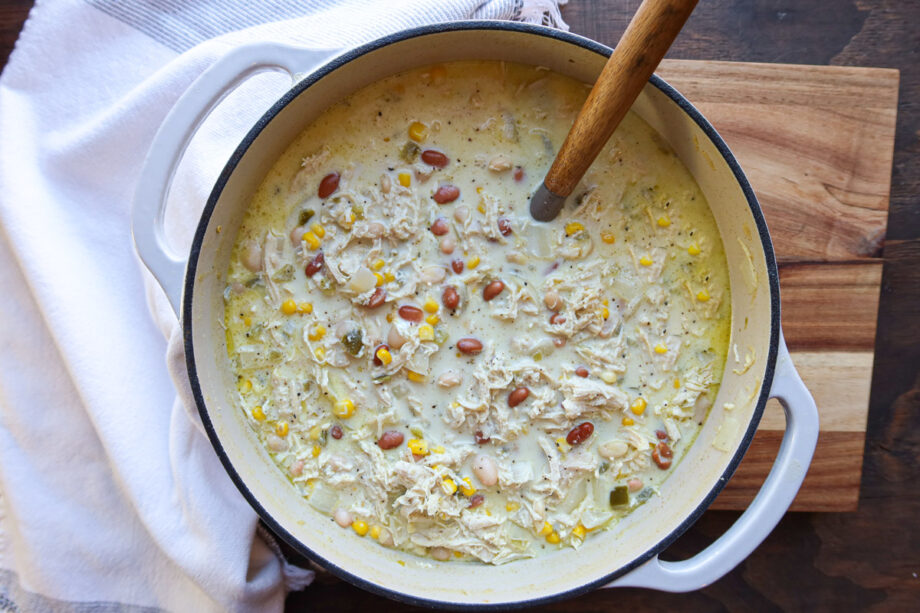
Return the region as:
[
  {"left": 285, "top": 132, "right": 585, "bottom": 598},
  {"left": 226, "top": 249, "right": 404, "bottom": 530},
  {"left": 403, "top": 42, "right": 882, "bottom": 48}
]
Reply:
[{"left": 544, "top": 0, "right": 698, "bottom": 198}]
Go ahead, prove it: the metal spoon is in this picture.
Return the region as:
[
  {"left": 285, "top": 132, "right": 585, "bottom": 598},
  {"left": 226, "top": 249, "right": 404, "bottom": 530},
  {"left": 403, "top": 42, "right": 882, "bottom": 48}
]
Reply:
[{"left": 530, "top": 0, "right": 699, "bottom": 221}]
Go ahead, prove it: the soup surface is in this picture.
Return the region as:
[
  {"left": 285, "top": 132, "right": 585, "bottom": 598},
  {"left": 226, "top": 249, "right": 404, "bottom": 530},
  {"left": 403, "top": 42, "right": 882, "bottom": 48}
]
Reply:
[{"left": 223, "top": 61, "right": 731, "bottom": 564}]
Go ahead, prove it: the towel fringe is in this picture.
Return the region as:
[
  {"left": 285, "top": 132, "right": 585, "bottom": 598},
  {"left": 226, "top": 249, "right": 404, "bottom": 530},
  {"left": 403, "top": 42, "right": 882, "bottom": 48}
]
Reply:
[
  {"left": 256, "top": 523, "right": 315, "bottom": 592},
  {"left": 514, "top": 0, "right": 570, "bottom": 30}
]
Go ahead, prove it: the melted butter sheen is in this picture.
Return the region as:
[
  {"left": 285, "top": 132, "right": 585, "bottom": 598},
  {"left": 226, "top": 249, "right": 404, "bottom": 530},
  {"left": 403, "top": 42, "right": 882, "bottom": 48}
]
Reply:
[{"left": 223, "top": 61, "right": 731, "bottom": 564}]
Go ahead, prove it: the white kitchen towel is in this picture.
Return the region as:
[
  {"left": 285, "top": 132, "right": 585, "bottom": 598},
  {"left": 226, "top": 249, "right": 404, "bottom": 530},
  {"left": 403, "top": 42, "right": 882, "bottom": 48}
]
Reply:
[{"left": 0, "top": 1, "right": 568, "bottom": 611}]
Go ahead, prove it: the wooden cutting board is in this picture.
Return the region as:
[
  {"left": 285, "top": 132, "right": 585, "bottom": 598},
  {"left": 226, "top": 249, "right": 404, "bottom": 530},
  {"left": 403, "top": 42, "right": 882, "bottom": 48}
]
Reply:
[{"left": 652, "top": 60, "right": 898, "bottom": 512}]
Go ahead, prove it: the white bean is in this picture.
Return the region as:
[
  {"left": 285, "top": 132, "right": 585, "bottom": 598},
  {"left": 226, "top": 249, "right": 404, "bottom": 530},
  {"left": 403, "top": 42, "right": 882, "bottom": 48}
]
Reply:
[
  {"left": 488, "top": 155, "right": 512, "bottom": 172},
  {"left": 378, "top": 527, "right": 394, "bottom": 547},
  {"left": 333, "top": 508, "right": 354, "bottom": 528},
  {"left": 439, "top": 236, "right": 456, "bottom": 254},
  {"left": 454, "top": 206, "right": 470, "bottom": 223},
  {"left": 628, "top": 478, "right": 643, "bottom": 492},
  {"left": 241, "top": 240, "right": 262, "bottom": 272},
  {"left": 289, "top": 459, "right": 304, "bottom": 476},
  {"left": 544, "top": 290, "right": 562, "bottom": 311},
  {"left": 429, "top": 546, "right": 451, "bottom": 561},
  {"left": 387, "top": 326, "right": 407, "bottom": 349},
  {"left": 349, "top": 267, "right": 377, "bottom": 293},
  {"left": 472, "top": 454, "right": 498, "bottom": 487},
  {"left": 365, "top": 221, "right": 386, "bottom": 238},
  {"left": 436, "top": 370, "right": 462, "bottom": 388},
  {"left": 289, "top": 225, "right": 306, "bottom": 246},
  {"left": 598, "top": 440, "right": 629, "bottom": 460},
  {"left": 420, "top": 265, "right": 447, "bottom": 284},
  {"left": 267, "top": 435, "right": 288, "bottom": 452}
]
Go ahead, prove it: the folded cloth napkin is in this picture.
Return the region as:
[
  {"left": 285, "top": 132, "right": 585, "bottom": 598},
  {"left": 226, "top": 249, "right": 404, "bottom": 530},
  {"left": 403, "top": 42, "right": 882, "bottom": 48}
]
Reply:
[{"left": 0, "top": 0, "right": 567, "bottom": 611}]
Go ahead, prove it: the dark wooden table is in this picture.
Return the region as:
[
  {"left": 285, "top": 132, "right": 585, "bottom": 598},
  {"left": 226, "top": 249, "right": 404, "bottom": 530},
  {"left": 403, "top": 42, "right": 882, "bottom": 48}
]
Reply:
[{"left": 3, "top": 1, "right": 917, "bottom": 610}]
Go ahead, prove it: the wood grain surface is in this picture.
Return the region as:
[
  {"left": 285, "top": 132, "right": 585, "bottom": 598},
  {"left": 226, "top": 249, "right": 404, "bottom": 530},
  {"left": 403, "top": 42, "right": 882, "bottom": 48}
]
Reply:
[{"left": 3, "top": 1, "right": 919, "bottom": 611}]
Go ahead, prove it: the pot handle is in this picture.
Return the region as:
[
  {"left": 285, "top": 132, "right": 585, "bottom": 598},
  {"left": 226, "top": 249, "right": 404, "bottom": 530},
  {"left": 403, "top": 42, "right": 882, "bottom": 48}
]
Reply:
[
  {"left": 132, "top": 43, "right": 339, "bottom": 315},
  {"left": 605, "top": 332, "right": 818, "bottom": 592}
]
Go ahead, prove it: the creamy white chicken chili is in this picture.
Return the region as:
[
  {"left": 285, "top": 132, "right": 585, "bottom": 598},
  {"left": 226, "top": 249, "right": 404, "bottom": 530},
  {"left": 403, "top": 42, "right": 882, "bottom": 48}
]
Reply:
[{"left": 223, "top": 61, "right": 731, "bottom": 564}]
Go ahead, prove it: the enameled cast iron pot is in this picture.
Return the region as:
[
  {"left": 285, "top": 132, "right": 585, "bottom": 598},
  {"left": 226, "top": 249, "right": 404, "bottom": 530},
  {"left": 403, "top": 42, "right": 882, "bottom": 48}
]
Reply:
[{"left": 133, "top": 22, "right": 819, "bottom": 608}]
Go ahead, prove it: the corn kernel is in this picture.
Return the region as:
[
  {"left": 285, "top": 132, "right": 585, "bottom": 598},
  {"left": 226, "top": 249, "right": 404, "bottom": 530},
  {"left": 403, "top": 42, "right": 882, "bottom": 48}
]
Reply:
[
  {"left": 243, "top": 315, "right": 252, "bottom": 327},
  {"left": 600, "top": 371, "right": 617, "bottom": 384},
  {"left": 467, "top": 255, "right": 480, "bottom": 269},
  {"left": 539, "top": 521, "right": 553, "bottom": 536},
  {"left": 372, "top": 259, "right": 385, "bottom": 271},
  {"left": 654, "top": 343, "right": 668, "bottom": 354},
  {"left": 406, "top": 370, "right": 426, "bottom": 383},
  {"left": 505, "top": 501, "right": 519, "bottom": 512},
  {"left": 657, "top": 215, "right": 671, "bottom": 227},
  {"left": 333, "top": 398, "right": 355, "bottom": 418},
  {"left": 369, "top": 525, "right": 382, "bottom": 540},
  {"left": 384, "top": 271, "right": 396, "bottom": 283},
  {"left": 309, "top": 425, "right": 322, "bottom": 440},
  {"left": 312, "top": 444, "right": 321, "bottom": 458},
  {"left": 602, "top": 307, "right": 610, "bottom": 320},
  {"left": 398, "top": 172, "right": 411, "bottom": 187},
  {"left": 297, "top": 302, "right": 313, "bottom": 314},
  {"left": 425, "top": 314, "right": 440, "bottom": 325},
  {"left": 601, "top": 232, "right": 616, "bottom": 244},
  {"left": 302, "top": 231, "right": 321, "bottom": 250},
  {"left": 424, "top": 298, "right": 439, "bottom": 313},
  {"left": 308, "top": 324, "right": 326, "bottom": 341},
  {"left": 674, "top": 378, "right": 681, "bottom": 389},
  {"left": 418, "top": 324, "right": 435, "bottom": 341},
  {"left": 630, "top": 397, "right": 647, "bottom": 415},
  {"left": 281, "top": 299, "right": 297, "bottom": 315},
  {"left": 375, "top": 347, "right": 393, "bottom": 366},
  {"left": 374, "top": 272, "right": 384, "bottom": 287},
  {"left": 572, "top": 524, "right": 586, "bottom": 539},
  {"left": 315, "top": 347, "right": 326, "bottom": 361},
  {"left": 407, "top": 438, "right": 429, "bottom": 455},
  {"left": 697, "top": 289, "right": 711, "bottom": 302},
  {"left": 275, "top": 421, "right": 289, "bottom": 437},
  {"left": 408, "top": 121, "right": 428, "bottom": 142},
  {"left": 639, "top": 255, "right": 653, "bottom": 267},
  {"left": 555, "top": 437, "right": 572, "bottom": 454},
  {"left": 352, "top": 520, "right": 369, "bottom": 536},
  {"left": 251, "top": 406, "right": 265, "bottom": 421},
  {"left": 441, "top": 478, "right": 458, "bottom": 495},
  {"left": 460, "top": 478, "right": 477, "bottom": 497},
  {"left": 432, "top": 445, "right": 445, "bottom": 454},
  {"left": 476, "top": 186, "right": 483, "bottom": 194},
  {"left": 622, "top": 417, "right": 635, "bottom": 426},
  {"left": 688, "top": 243, "right": 701, "bottom": 256},
  {"left": 565, "top": 221, "right": 584, "bottom": 236},
  {"left": 311, "top": 222, "right": 326, "bottom": 238},
  {"left": 454, "top": 551, "right": 463, "bottom": 558},
  {"left": 602, "top": 297, "right": 609, "bottom": 305},
  {"left": 546, "top": 531, "right": 561, "bottom": 544},
  {"left": 239, "top": 378, "right": 252, "bottom": 394},
  {"left": 477, "top": 202, "right": 486, "bottom": 214}
]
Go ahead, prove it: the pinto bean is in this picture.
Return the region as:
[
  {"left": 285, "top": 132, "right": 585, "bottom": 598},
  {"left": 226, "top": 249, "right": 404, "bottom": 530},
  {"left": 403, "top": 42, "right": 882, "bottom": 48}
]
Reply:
[
  {"left": 655, "top": 429, "right": 669, "bottom": 441},
  {"left": 430, "top": 217, "right": 449, "bottom": 235},
  {"left": 318, "top": 172, "right": 340, "bottom": 198},
  {"left": 433, "top": 184, "right": 460, "bottom": 204},
  {"left": 421, "top": 149, "right": 449, "bottom": 168},
  {"left": 330, "top": 425, "right": 343, "bottom": 440},
  {"left": 507, "top": 387, "right": 530, "bottom": 408},
  {"left": 549, "top": 312, "right": 566, "bottom": 325},
  {"left": 469, "top": 494, "right": 485, "bottom": 508},
  {"left": 652, "top": 442, "right": 673, "bottom": 469},
  {"left": 377, "top": 430, "right": 404, "bottom": 450},
  {"left": 497, "top": 217, "right": 512, "bottom": 236},
  {"left": 365, "top": 287, "right": 386, "bottom": 308},
  {"left": 566, "top": 422, "right": 594, "bottom": 446},
  {"left": 552, "top": 337, "right": 567, "bottom": 348},
  {"left": 544, "top": 290, "right": 562, "bottom": 311},
  {"left": 398, "top": 304, "right": 424, "bottom": 322},
  {"left": 474, "top": 430, "right": 491, "bottom": 445},
  {"left": 451, "top": 259, "right": 464, "bottom": 274},
  {"left": 513, "top": 166, "right": 525, "bottom": 182},
  {"left": 482, "top": 280, "right": 505, "bottom": 301},
  {"left": 575, "top": 366, "right": 589, "bottom": 378},
  {"left": 456, "top": 338, "right": 483, "bottom": 354},
  {"left": 627, "top": 478, "right": 644, "bottom": 492},
  {"left": 333, "top": 508, "right": 353, "bottom": 527},
  {"left": 442, "top": 285, "right": 460, "bottom": 310},
  {"left": 304, "top": 251, "right": 325, "bottom": 276}
]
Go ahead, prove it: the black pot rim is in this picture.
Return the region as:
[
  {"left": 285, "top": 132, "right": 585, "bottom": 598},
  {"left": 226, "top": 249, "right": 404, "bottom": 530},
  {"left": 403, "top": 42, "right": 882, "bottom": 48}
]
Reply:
[{"left": 183, "top": 20, "right": 781, "bottom": 611}]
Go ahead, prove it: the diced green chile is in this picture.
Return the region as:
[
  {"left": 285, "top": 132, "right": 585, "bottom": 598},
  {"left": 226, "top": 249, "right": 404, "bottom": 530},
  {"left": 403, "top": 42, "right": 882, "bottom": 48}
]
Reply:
[
  {"left": 271, "top": 264, "right": 294, "bottom": 282},
  {"left": 342, "top": 329, "right": 364, "bottom": 355},
  {"left": 298, "top": 209, "right": 315, "bottom": 226},
  {"left": 400, "top": 141, "right": 420, "bottom": 163},
  {"left": 609, "top": 485, "right": 629, "bottom": 506}
]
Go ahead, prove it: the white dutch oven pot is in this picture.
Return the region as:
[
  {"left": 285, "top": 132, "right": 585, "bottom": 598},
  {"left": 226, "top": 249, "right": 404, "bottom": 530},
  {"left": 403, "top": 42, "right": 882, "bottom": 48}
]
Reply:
[{"left": 133, "top": 22, "right": 819, "bottom": 608}]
